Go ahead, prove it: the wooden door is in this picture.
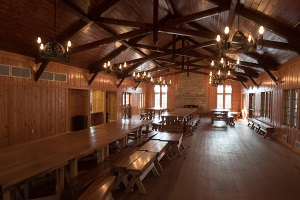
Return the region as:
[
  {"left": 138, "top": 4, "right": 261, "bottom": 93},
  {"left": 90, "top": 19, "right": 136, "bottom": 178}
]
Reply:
[
  {"left": 249, "top": 93, "right": 254, "bottom": 118},
  {"left": 106, "top": 92, "right": 117, "bottom": 122}
]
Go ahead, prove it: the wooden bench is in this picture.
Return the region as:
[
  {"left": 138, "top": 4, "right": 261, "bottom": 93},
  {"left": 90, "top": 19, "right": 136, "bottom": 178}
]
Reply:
[
  {"left": 78, "top": 176, "right": 116, "bottom": 200},
  {"left": 112, "top": 151, "right": 159, "bottom": 194},
  {"left": 151, "top": 132, "right": 184, "bottom": 157},
  {"left": 138, "top": 140, "right": 170, "bottom": 171},
  {"left": 227, "top": 115, "right": 235, "bottom": 126},
  {"left": 247, "top": 118, "right": 275, "bottom": 139},
  {"left": 71, "top": 146, "right": 138, "bottom": 198}
]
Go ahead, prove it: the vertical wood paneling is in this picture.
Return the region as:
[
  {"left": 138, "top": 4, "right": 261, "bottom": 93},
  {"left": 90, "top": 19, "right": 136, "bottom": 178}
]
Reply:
[
  {"left": 243, "top": 56, "right": 300, "bottom": 149},
  {"left": 0, "top": 85, "right": 4, "bottom": 147}
]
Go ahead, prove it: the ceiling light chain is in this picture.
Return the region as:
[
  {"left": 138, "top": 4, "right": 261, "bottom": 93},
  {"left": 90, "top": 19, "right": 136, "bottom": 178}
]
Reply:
[{"left": 37, "top": 0, "right": 71, "bottom": 62}]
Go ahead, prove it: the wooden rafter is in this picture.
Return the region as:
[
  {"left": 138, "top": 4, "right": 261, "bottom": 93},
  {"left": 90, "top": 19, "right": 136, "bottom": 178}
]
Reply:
[{"left": 35, "top": 60, "right": 50, "bottom": 81}]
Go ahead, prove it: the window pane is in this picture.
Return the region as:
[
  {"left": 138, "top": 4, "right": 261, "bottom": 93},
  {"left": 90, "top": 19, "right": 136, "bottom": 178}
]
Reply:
[
  {"left": 162, "top": 94, "right": 167, "bottom": 108},
  {"left": 225, "top": 85, "right": 232, "bottom": 93},
  {"left": 285, "top": 90, "right": 290, "bottom": 125},
  {"left": 217, "top": 94, "right": 223, "bottom": 108},
  {"left": 292, "top": 90, "right": 298, "bottom": 128},
  {"left": 225, "top": 94, "right": 231, "bottom": 109},
  {"left": 162, "top": 85, "right": 168, "bottom": 93},
  {"left": 154, "top": 85, "right": 160, "bottom": 92},
  {"left": 217, "top": 85, "right": 223, "bottom": 93},
  {"left": 155, "top": 94, "right": 160, "bottom": 107}
]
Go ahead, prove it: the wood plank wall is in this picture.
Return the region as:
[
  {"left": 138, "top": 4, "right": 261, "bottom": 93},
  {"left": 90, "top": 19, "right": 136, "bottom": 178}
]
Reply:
[
  {"left": 242, "top": 56, "right": 300, "bottom": 153},
  {"left": 0, "top": 50, "right": 147, "bottom": 148}
]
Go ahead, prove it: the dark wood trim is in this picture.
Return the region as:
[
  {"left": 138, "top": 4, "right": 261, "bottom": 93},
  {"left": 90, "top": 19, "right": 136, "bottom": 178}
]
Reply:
[{"left": 34, "top": 60, "right": 50, "bottom": 81}]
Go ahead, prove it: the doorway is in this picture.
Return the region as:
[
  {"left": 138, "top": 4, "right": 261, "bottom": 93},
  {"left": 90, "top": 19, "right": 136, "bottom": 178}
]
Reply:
[
  {"left": 249, "top": 93, "right": 254, "bottom": 118},
  {"left": 106, "top": 91, "right": 117, "bottom": 122}
]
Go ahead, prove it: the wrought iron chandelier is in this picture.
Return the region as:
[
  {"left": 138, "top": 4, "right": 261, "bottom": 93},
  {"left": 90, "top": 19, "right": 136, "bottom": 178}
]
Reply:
[
  {"left": 151, "top": 77, "right": 171, "bottom": 86},
  {"left": 216, "top": 1, "right": 264, "bottom": 55},
  {"left": 209, "top": 58, "right": 239, "bottom": 86},
  {"left": 103, "top": 61, "right": 127, "bottom": 75},
  {"left": 37, "top": 0, "right": 71, "bottom": 62},
  {"left": 132, "top": 71, "right": 151, "bottom": 82}
]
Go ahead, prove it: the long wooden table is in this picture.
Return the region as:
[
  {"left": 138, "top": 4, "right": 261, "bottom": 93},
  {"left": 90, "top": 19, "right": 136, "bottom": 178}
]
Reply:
[
  {"left": 144, "top": 107, "right": 167, "bottom": 119},
  {"left": 160, "top": 108, "right": 197, "bottom": 134},
  {"left": 0, "top": 118, "right": 151, "bottom": 200},
  {"left": 210, "top": 108, "right": 229, "bottom": 124}
]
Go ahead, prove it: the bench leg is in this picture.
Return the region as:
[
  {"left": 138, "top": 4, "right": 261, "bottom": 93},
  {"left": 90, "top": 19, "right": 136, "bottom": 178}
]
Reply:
[
  {"left": 125, "top": 175, "right": 149, "bottom": 194},
  {"left": 155, "top": 159, "right": 163, "bottom": 172},
  {"left": 114, "top": 172, "right": 129, "bottom": 190}
]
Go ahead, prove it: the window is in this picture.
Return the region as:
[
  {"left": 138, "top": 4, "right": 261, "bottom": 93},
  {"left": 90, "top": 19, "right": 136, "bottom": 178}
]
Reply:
[
  {"left": 292, "top": 90, "right": 298, "bottom": 128},
  {"left": 122, "top": 92, "right": 131, "bottom": 106},
  {"left": 284, "top": 90, "right": 298, "bottom": 127},
  {"left": 217, "top": 85, "right": 232, "bottom": 109},
  {"left": 162, "top": 85, "right": 168, "bottom": 108},
  {"left": 154, "top": 85, "right": 160, "bottom": 107},
  {"left": 261, "top": 91, "right": 271, "bottom": 118},
  {"left": 139, "top": 93, "right": 145, "bottom": 109},
  {"left": 284, "top": 90, "right": 291, "bottom": 125},
  {"left": 154, "top": 85, "right": 168, "bottom": 108}
]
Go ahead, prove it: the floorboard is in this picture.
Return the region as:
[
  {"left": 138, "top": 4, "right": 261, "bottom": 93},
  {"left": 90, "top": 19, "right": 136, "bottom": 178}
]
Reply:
[{"left": 112, "top": 118, "right": 300, "bottom": 200}]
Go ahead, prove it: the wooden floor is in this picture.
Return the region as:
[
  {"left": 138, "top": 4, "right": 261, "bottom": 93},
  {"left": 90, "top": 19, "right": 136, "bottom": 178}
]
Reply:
[{"left": 112, "top": 118, "right": 300, "bottom": 200}]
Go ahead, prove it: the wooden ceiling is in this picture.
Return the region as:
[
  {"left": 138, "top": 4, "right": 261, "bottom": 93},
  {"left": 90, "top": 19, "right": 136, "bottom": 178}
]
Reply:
[{"left": 0, "top": 0, "right": 299, "bottom": 86}]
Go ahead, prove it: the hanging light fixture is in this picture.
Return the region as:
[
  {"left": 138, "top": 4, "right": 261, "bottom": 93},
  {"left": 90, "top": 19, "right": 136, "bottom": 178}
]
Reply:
[
  {"left": 103, "top": 60, "right": 127, "bottom": 75},
  {"left": 132, "top": 71, "right": 151, "bottom": 82},
  {"left": 216, "top": 0, "right": 264, "bottom": 55},
  {"left": 209, "top": 58, "right": 239, "bottom": 86},
  {"left": 103, "top": 42, "right": 127, "bottom": 75},
  {"left": 37, "top": 0, "right": 71, "bottom": 62},
  {"left": 151, "top": 77, "right": 171, "bottom": 86}
]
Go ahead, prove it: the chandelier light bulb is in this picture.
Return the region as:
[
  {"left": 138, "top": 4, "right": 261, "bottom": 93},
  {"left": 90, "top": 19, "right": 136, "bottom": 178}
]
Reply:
[
  {"left": 218, "top": 70, "right": 220, "bottom": 75},
  {"left": 216, "top": 35, "right": 221, "bottom": 42},
  {"left": 220, "top": 58, "right": 224, "bottom": 64},
  {"left": 137, "top": 72, "right": 140, "bottom": 78},
  {"left": 210, "top": 71, "right": 212, "bottom": 76},
  {"left": 107, "top": 61, "right": 110, "bottom": 67},
  {"left": 228, "top": 70, "right": 230, "bottom": 76},
  {"left": 40, "top": 44, "right": 44, "bottom": 50},
  {"left": 211, "top": 61, "right": 214, "bottom": 66},
  {"left": 103, "top": 63, "right": 107, "bottom": 69},
  {"left": 248, "top": 35, "right": 252, "bottom": 42},
  {"left": 123, "top": 62, "right": 126, "bottom": 68},
  {"left": 119, "top": 64, "right": 122, "bottom": 69},
  {"left": 259, "top": 26, "right": 264, "bottom": 35},
  {"left": 37, "top": 37, "right": 41, "bottom": 44},
  {"left": 67, "top": 41, "right": 71, "bottom": 47},
  {"left": 224, "top": 26, "right": 229, "bottom": 34},
  {"left": 237, "top": 59, "right": 240, "bottom": 65},
  {"left": 133, "top": 72, "right": 136, "bottom": 77}
]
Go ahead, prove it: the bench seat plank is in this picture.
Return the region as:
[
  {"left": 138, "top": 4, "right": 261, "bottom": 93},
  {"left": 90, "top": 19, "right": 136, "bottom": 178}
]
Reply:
[{"left": 78, "top": 176, "right": 116, "bottom": 200}]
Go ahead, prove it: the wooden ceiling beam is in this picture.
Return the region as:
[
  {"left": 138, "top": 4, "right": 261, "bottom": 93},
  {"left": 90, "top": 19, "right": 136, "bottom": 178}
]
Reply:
[
  {"left": 238, "top": 4, "right": 300, "bottom": 44},
  {"left": 249, "top": 77, "right": 259, "bottom": 88},
  {"left": 87, "top": 0, "right": 122, "bottom": 18},
  {"left": 96, "top": 17, "right": 150, "bottom": 29},
  {"left": 257, "top": 40, "right": 300, "bottom": 53},
  {"left": 71, "top": 29, "right": 151, "bottom": 54},
  {"left": 56, "top": 20, "right": 93, "bottom": 44},
  {"left": 164, "top": 0, "right": 177, "bottom": 15},
  {"left": 35, "top": 60, "right": 50, "bottom": 81},
  {"left": 246, "top": 52, "right": 278, "bottom": 71},
  {"left": 160, "top": 26, "right": 217, "bottom": 40},
  {"left": 165, "top": 7, "right": 226, "bottom": 27}
]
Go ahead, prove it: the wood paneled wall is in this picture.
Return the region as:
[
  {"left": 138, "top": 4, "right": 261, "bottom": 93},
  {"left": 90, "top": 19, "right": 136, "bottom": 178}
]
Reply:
[
  {"left": 242, "top": 56, "right": 300, "bottom": 153},
  {"left": 0, "top": 50, "right": 145, "bottom": 148}
]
